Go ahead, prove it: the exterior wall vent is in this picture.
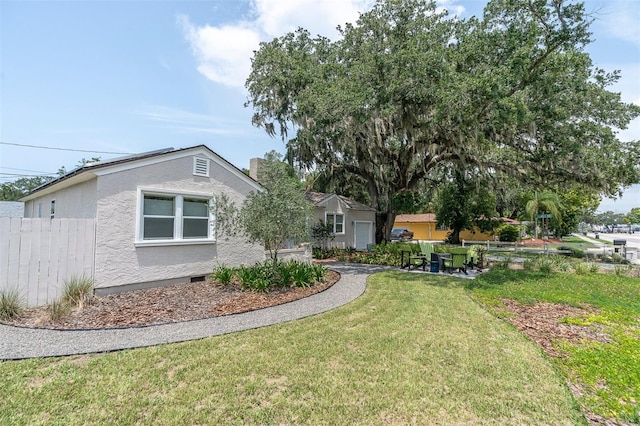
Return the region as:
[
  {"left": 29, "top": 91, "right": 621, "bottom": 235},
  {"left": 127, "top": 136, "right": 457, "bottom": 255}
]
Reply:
[{"left": 193, "top": 157, "right": 210, "bottom": 177}]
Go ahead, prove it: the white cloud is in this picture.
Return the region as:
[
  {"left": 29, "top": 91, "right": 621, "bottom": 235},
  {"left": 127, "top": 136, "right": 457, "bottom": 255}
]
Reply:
[
  {"left": 251, "top": 0, "right": 373, "bottom": 39},
  {"left": 179, "top": 0, "right": 376, "bottom": 89},
  {"left": 179, "top": 15, "right": 260, "bottom": 88}
]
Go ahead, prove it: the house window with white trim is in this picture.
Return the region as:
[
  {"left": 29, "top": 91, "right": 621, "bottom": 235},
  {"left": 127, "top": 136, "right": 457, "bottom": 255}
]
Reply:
[
  {"left": 139, "top": 191, "right": 214, "bottom": 244},
  {"left": 326, "top": 213, "right": 344, "bottom": 234}
]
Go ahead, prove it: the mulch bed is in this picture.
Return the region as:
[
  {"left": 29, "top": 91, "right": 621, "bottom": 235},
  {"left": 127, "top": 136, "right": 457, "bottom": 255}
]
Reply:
[
  {"left": 500, "top": 299, "right": 611, "bottom": 358},
  {"left": 3, "top": 270, "right": 340, "bottom": 330}
]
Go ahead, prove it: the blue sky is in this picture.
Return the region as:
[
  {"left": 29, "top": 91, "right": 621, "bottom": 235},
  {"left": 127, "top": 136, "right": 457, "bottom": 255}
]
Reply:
[{"left": 1, "top": 0, "right": 638, "bottom": 212}]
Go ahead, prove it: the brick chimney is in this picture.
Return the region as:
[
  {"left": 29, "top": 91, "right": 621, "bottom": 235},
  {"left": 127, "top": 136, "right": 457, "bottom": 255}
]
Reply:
[{"left": 249, "top": 157, "right": 263, "bottom": 181}]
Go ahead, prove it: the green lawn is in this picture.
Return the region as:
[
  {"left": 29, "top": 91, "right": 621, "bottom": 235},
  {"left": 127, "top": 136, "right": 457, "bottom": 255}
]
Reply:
[
  {"left": 0, "top": 271, "right": 583, "bottom": 425},
  {"left": 467, "top": 267, "right": 640, "bottom": 424}
]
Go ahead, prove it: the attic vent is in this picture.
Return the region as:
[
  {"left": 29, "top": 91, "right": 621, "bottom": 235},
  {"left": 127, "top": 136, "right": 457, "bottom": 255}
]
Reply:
[{"left": 193, "top": 157, "right": 210, "bottom": 177}]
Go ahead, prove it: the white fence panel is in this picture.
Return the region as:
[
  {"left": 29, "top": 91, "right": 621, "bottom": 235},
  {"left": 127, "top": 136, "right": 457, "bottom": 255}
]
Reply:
[{"left": 0, "top": 218, "right": 96, "bottom": 307}]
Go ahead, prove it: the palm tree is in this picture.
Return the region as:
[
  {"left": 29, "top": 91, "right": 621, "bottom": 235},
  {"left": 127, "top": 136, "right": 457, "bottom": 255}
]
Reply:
[{"left": 525, "top": 191, "right": 561, "bottom": 239}]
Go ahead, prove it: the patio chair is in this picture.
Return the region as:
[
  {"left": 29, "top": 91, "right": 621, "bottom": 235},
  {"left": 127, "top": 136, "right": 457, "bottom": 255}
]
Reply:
[
  {"left": 443, "top": 248, "right": 468, "bottom": 275},
  {"left": 408, "top": 242, "right": 434, "bottom": 271}
]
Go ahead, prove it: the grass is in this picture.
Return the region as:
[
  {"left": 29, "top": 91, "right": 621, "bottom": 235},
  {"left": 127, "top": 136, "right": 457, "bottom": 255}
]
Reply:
[
  {"left": 62, "top": 275, "right": 95, "bottom": 309},
  {"left": 0, "top": 271, "right": 583, "bottom": 425},
  {"left": 467, "top": 268, "right": 640, "bottom": 423},
  {"left": 0, "top": 288, "right": 23, "bottom": 321}
]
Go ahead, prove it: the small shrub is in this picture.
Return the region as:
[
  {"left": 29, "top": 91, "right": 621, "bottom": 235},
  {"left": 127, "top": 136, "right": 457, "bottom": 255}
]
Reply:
[
  {"left": 0, "top": 289, "right": 23, "bottom": 321},
  {"left": 212, "top": 265, "right": 235, "bottom": 285},
  {"left": 498, "top": 225, "right": 519, "bottom": 242},
  {"left": 523, "top": 259, "right": 536, "bottom": 270},
  {"left": 611, "top": 253, "right": 626, "bottom": 264},
  {"left": 63, "top": 275, "right": 94, "bottom": 309},
  {"left": 311, "top": 263, "right": 326, "bottom": 282},
  {"left": 535, "top": 257, "right": 553, "bottom": 276},
  {"left": 50, "top": 299, "right": 71, "bottom": 322},
  {"left": 494, "top": 256, "right": 512, "bottom": 269},
  {"left": 614, "top": 265, "right": 625, "bottom": 276},
  {"left": 572, "top": 262, "right": 589, "bottom": 275},
  {"left": 312, "top": 247, "right": 339, "bottom": 260},
  {"left": 548, "top": 255, "right": 570, "bottom": 272},
  {"left": 238, "top": 263, "right": 276, "bottom": 291},
  {"left": 588, "top": 262, "right": 600, "bottom": 273},
  {"left": 557, "top": 245, "right": 585, "bottom": 258},
  {"left": 291, "top": 262, "right": 314, "bottom": 288}
]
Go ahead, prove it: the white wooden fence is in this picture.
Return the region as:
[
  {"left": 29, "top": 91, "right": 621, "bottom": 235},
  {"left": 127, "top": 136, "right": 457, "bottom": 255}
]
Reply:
[{"left": 0, "top": 218, "right": 96, "bottom": 307}]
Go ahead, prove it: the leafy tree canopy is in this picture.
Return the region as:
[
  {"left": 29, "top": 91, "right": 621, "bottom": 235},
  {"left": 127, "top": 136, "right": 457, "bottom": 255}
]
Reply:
[
  {"left": 246, "top": 0, "right": 640, "bottom": 241},
  {"left": 624, "top": 207, "right": 640, "bottom": 225},
  {"left": 435, "top": 170, "right": 499, "bottom": 244},
  {"left": 216, "top": 152, "right": 314, "bottom": 265},
  {"left": 0, "top": 157, "right": 101, "bottom": 201}
]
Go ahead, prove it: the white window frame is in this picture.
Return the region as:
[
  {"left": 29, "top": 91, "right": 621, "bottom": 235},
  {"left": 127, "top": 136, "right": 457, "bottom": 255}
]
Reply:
[
  {"left": 326, "top": 212, "right": 345, "bottom": 235},
  {"left": 135, "top": 188, "right": 215, "bottom": 247}
]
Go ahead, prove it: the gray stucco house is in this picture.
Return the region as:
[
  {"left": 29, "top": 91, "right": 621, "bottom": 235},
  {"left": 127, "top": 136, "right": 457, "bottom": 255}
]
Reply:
[
  {"left": 20, "top": 145, "right": 266, "bottom": 294},
  {"left": 305, "top": 191, "right": 376, "bottom": 250}
]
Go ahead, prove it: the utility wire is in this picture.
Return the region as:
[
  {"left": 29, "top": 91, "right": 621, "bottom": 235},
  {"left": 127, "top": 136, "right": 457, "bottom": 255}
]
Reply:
[{"left": 0, "top": 142, "right": 133, "bottom": 155}]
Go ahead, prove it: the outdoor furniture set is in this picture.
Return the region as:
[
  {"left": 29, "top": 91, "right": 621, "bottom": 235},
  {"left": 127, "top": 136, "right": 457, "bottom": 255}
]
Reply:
[{"left": 400, "top": 243, "right": 482, "bottom": 275}]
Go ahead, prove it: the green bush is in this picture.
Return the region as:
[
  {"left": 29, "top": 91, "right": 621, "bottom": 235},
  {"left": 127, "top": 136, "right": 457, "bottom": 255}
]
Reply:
[
  {"left": 572, "top": 262, "right": 589, "bottom": 275},
  {"left": 62, "top": 275, "right": 95, "bottom": 308},
  {"left": 0, "top": 289, "right": 23, "bottom": 321},
  {"left": 557, "top": 245, "right": 585, "bottom": 258},
  {"left": 50, "top": 299, "right": 71, "bottom": 322},
  {"left": 498, "top": 225, "right": 519, "bottom": 242},
  {"left": 220, "top": 260, "right": 325, "bottom": 291},
  {"left": 312, "top": 247, "right": 339, "bottom": 259},
  {"left": 211, "top": 265, "right": 235, "bottom": 285}
]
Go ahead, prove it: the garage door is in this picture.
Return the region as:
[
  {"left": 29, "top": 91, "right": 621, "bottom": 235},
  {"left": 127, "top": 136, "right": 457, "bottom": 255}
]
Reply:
[{"left": 354, "top": 221, "right": 373, "bottom": 250}]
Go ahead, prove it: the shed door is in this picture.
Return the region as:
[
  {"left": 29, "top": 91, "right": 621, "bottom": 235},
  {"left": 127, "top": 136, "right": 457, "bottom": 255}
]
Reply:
[{"left": 354, "top": 221, "right": 373, "bottom": 250}]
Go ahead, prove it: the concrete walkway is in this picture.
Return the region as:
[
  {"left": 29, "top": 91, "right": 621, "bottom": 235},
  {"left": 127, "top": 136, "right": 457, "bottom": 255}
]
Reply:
[{"left": 0, "top": 263, "right": 393, "bottom": 360}]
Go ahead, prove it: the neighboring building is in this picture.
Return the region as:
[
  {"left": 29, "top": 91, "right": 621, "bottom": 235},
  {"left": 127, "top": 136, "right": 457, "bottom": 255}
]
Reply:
[
  {"left": 393, "top": 213, "right": 498, "bottom": 242},
  {"left": 20, "top": 145, "right": 266, "bottom": 294},
  {"left": 0, "top": 201, "right": 24, "bottom": 218},
  {"left": 247, "top": 157, "right": 376, "bottom": 251},
  {"left": 394, "top": 214, "right": 449, "bottom": 241},
  {"left": 306, "top": 191, "right": 376, "bottom": 250}
]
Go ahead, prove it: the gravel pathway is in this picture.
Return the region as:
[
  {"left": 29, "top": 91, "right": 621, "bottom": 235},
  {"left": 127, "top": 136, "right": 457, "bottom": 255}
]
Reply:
[{"left": 0, "top": 263, "right": 392, "bottom": 360}]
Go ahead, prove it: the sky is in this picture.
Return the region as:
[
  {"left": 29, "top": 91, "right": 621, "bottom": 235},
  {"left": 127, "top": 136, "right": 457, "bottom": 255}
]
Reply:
[{"left": 1, "top": 0, "right": 638, "bottom": 213}]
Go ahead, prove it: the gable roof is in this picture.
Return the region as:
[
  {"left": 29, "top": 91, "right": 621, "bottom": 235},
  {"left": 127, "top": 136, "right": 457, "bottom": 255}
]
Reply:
[
  {"left": 395, "top": 213, "right": 437, "bottom": 223},
  {"left": 305, "top": 191, "right": 376, "bottom": 212},
  {"left": 20, "top": 145, "right": 261, "bottom": 201}
]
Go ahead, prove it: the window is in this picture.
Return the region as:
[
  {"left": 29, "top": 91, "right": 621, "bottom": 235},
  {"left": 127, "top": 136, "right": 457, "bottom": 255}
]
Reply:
[
  {"left": 50, "top": 200, "right": 56, "bottom": 219},
  {"left": 193, "top": 157, "right": 210, "bottom": 177},
  {"left": 326, "top": 213, "right": 344, "bottom": 234},
  {"left": 138, "top": 190, "right": 213, "bottom": 244},
  {"left": 143, "top": 195, "right": 175, "bottom": 239},
  {"left": 183, "top": 198, "right": 209, "bottom": 238}
]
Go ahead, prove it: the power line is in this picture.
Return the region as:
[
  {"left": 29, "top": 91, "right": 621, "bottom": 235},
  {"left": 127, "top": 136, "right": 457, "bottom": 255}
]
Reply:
[
  {"left": 0, "top": 142, "right": 133, "bottom": 155},
  {"left": 1, "top": 166, "right": 56, "bottom": 174}
]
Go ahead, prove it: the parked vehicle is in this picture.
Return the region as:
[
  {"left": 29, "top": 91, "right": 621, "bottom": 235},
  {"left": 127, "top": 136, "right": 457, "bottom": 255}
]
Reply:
[{"left": 390, "top": 228, "right": 414, "bottom": 241}]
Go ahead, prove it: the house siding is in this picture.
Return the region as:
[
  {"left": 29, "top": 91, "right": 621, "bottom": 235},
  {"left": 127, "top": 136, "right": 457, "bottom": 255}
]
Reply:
[
  {"left": 312, "top": 195, "right": 375, "bottom": 249},
  {"left": 92, "top": 154, "right": 264, "bottom": 290},
  {"left": 24, "top": 179, "right": 98, "bottom": 219}
]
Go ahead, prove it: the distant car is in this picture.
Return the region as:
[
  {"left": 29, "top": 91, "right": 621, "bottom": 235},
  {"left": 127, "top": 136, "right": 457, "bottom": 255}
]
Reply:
[{"left": 390, "top": 228, "right": 414, "bottom": 241}]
